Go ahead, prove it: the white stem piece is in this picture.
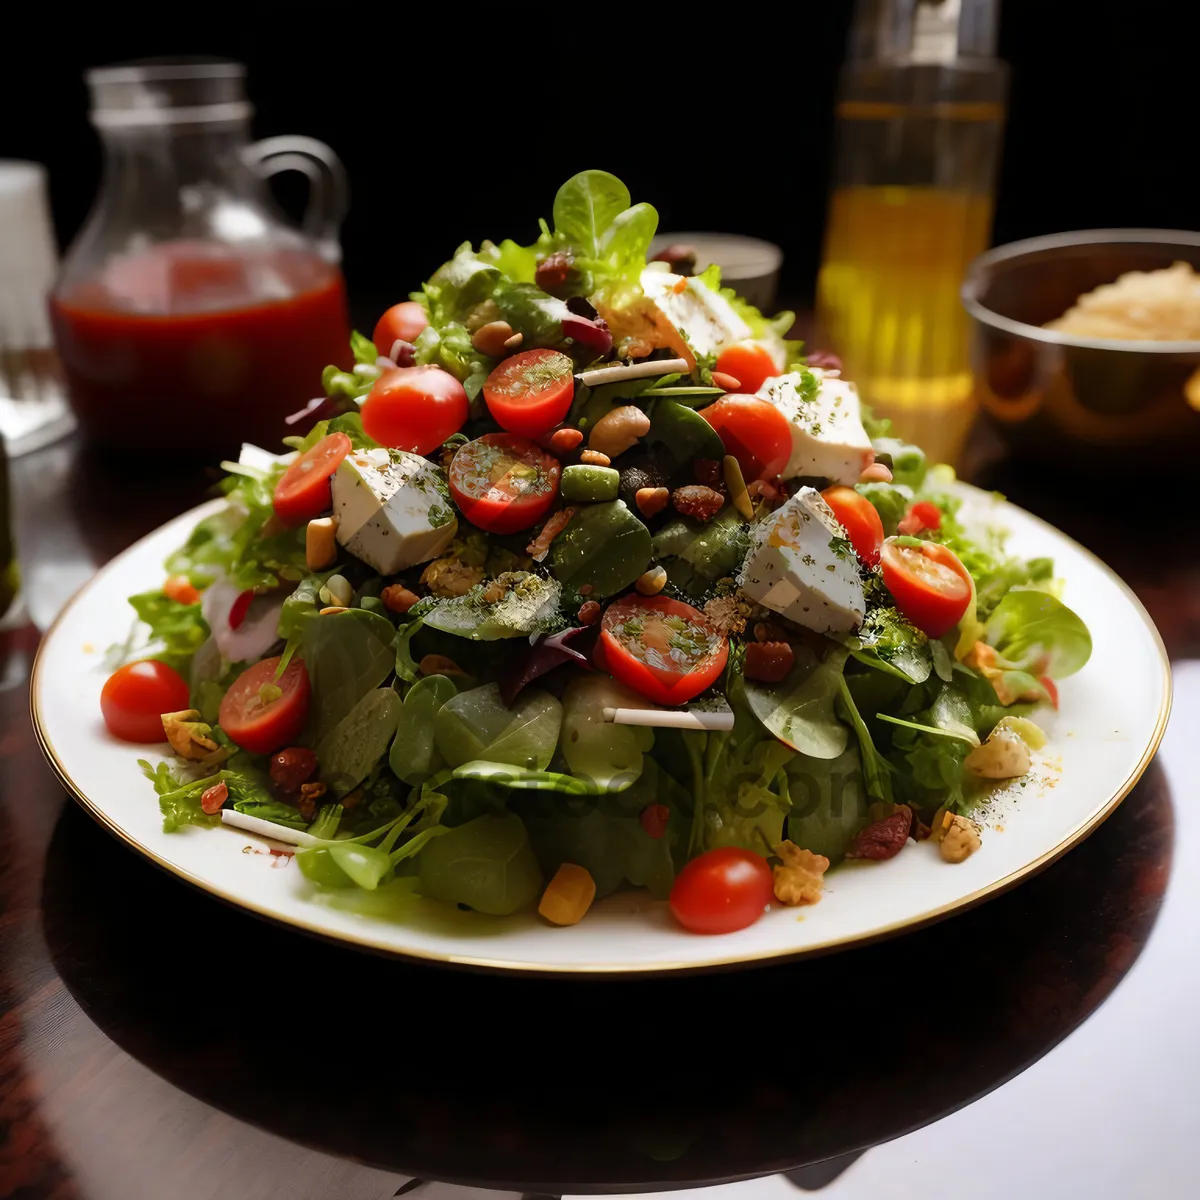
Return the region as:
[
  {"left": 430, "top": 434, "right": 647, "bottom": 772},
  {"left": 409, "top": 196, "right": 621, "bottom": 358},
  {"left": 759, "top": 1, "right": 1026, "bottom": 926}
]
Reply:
[
  {"left": 577, "top": 358, "right": 690, "bottom": 388},
  {"left": 221, "top": 809, "right": 319, "bottom": 846},
  {"left": 602, "top": 706, "right": 735, "bottom": 731}
]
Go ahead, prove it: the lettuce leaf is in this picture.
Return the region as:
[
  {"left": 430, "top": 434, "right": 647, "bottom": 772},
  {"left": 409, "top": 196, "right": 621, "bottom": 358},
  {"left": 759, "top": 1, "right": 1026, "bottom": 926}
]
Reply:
[
  {"left": 122, "top": 590, "right": 210, "bottom": 675},
  {"left": 984, "top": 588, "right": 1092, "bottom": 679}
]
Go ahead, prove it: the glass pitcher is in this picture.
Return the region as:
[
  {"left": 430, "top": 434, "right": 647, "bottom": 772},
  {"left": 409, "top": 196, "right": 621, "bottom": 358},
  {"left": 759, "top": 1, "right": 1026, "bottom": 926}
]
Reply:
[{"left": 50, "top": 58, "right": 351, "bottom": 452}]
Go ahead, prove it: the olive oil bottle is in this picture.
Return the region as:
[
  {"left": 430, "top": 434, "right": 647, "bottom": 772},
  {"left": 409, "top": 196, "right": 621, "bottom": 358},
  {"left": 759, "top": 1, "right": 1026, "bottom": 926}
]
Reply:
[{"left": 817, "top": 0, "right": 1007, "bottom": 463}]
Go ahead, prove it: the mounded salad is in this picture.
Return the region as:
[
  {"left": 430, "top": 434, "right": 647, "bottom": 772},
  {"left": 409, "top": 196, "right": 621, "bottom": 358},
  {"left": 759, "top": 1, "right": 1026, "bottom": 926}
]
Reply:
[{"left": 101, "top": 171, "right": 1092, "bottom": 935}]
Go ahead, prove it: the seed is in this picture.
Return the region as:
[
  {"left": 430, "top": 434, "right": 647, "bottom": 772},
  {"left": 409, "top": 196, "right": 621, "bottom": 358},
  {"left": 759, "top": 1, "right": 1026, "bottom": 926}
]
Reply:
[
  {"left": 722, "top": 455, "right": 754, "bottom": 520},
  {"left": 580, "top": 449, "right": 611, "bottom": 467},
  {"left": 502, "top": 332, "right": 524, "bottom": 351},
  {"left": 550, "top": 427, "right": 584, "bottom": 453},
  {"left": 319, "top": 606, "right": 349, "bottom": 616},
  {"left": 635, "top": 566, "right": 668, "bottom": 595},
  {"left": 325, "top": 573, "right": 353, "bottom": 607},
  {"left": 712, "top": 371, "right": 741, "bottom": 391},
  {"left": 471, "top": 320, "right": 515, "bottom": 358},
  {"left": 635, "top": 485, "right": 670, "bottom": 518},
  {"left": 577, "top": 600, "right": 601, "bottom": 625}
]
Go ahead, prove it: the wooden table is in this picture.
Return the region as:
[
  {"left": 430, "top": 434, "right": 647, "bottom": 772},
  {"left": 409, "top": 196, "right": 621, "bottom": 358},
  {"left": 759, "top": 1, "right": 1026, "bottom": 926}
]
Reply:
[{"left": 0, "top": 429, "right": 1192, "bottom": 1199}]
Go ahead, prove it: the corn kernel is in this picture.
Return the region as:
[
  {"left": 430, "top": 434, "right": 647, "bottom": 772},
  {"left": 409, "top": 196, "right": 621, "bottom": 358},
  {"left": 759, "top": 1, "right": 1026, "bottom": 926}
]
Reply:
[
  {"left": 538, "top": 863, "right": 596, "bottom": 927},
  {"left": 305, "top": 517, "right": 338, "bottom": 571}
]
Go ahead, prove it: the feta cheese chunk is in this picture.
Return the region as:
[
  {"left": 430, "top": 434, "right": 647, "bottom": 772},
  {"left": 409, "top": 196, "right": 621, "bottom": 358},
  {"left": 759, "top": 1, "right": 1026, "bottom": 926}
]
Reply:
[
  {"left": 739, "top": 486, "right": 865, "bottom": 633},
  {"left": 757, "top": 369, "right": 873, "bottom": 486},
  {"left": 331, "top": 448, "right": 458, "bottom": 575},
  {"left": 605, "top": 266, "right": 752, "bottom": 368}
]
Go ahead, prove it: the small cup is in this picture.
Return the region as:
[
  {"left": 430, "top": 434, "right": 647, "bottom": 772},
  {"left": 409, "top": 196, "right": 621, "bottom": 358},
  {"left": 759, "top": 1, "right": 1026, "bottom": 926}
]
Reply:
[{"left": 650, "top": 232, "right": 784, "bottom": 311}]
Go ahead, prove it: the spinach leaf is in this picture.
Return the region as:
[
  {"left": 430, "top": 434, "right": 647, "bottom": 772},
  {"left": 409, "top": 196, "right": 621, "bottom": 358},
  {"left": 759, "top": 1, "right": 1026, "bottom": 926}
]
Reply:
[
  {"left": 301, "top": 608, "right": 397, "bottom": 742},
  {"left": 433, "top": 684, "right": 562, "bottom": 772},
  {"left": 316, "top": 687, "right": 403, "bottom": 797},
  {"left": 391, "top": 673, "right": 458, "bottom": 785},
  {"left": 552, "top": 501, "right": 652, "bottom": 599},
  {"left": 744, "top": 646, "right": 850, "bottom": 760},
  {"left": 985, "top": 588, "right": 1092, "bottom": 678},
  {"left": 560, "top": 673, "right": 654, "bottom": 791}
]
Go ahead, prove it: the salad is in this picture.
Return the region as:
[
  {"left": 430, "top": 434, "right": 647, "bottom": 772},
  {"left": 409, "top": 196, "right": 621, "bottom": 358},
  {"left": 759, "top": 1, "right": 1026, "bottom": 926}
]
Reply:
[{"left": 100, "top": 170, "right": 1093, "bottom": 935}]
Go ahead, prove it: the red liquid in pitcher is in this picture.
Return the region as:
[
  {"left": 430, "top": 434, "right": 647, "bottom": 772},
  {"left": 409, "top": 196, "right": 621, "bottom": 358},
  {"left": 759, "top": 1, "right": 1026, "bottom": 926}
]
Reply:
[{"left": 50, "top": 242, "right": 351, "bottom": 452}]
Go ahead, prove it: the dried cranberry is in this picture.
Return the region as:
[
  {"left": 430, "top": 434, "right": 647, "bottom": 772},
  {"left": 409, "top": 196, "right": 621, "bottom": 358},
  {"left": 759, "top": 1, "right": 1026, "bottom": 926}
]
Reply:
[
  {"left": 269, "top": 747, "right": 318, "bottom": 793},
  {"left": 845, "top": 808, "right": 912, "bottom": 861},
  {"left": 535, "top": 252, "right": 572, "bottom": 292},
  {"left": 672, "top": 484, "right": 725, "bottom": 522}
]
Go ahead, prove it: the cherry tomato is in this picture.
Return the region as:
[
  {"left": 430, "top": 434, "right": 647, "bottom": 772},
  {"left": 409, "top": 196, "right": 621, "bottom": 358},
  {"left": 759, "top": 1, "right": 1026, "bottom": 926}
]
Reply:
[
  {"left": 163, "top": 574, "right": 200, "bottom": 605},
  {"left": 880, "top": 538, "right": 973, "bottom": 638},
  {"left": 228, "top": 589, "right": 255, "bottom": 631},
  {"left": 101, "top": 660, "right": 190, "bottom": 743},
  {"left": 361, "top": 366, "right": 468, "bottom": 455},
  {"left": 448, "top": 433, "right": 561, "bottom": 534},
  {"left": 482, "top": 349, "right": 575, "bottom": 438},
  {"left": 372, "top": 301, "right": 428, "bottom": 357},
  {"left": 715, "top": 342, "right": 781, "bottom": 394},
  {"left": 898, "top": 500, "right": 942, "bottom": 536},
  {"left": 600, "top": 594, "right": 728, "bottom": 706},
  {"left": 273, "top": 432, "right": 352, "bottom": 526},
  {"left": 670, "top": 847, "right": 774, "bottom": 934},
  {"left": 821, "top": 485, "right": 885, "bottom": 567},
  {"left": 700, "top": 395, "right": 792, "bottom": 482},
  {"left": 219, "top": 657, "right": 311, "bottom": 755}
]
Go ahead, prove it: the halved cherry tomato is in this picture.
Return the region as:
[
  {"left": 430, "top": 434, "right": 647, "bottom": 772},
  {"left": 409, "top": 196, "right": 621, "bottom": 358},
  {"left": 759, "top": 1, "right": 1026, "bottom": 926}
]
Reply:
[
  {"left": 163, "top": 574, "right": 200, "bottom": 605},
  {"left": 219, "top": 656, "right": 311, "bottom": 755},
  {"left": 880, "top": 538, "right": 973, "bottom": 638},
  {"left": 715, "top": 342, "right": 781, "bottom": 395},
  {"left": 821, "top": 486, "right": 885, "bottom": 567},
  {"left": 273, "top": 432, "right": 353, "bottom": 526},
  {"left": 599, "top": 594, "right": 728, "bottom": 707},
  {"left": 448, "top": 433, "right": 561, "bottom": 534},
  {"left": 372, "top": 301, "right": 428, "bottom": 357},
  {"left": 670, "top": 847, "right": 774, "bottom": 934},
  {"left": 700, "top": 395, "right": 792, "bottom": 482},
  {"left": 482, "top": 349, "right": 575, "bottom": 438},
  {"left": 362, "top": 366, "right": 468, "bottom": 455},
  {"left": 101, "top": 660, "right": 190, "bottom": 743},
  {"left": 898, "top": 500, "right": 942, "bottom": 536}
]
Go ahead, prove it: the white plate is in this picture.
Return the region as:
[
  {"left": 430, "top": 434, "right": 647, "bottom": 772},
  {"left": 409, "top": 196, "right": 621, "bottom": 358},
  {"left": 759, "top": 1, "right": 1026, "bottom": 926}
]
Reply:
[{"left": 31, "top": 486, "right": 1171, "bottom": 974}]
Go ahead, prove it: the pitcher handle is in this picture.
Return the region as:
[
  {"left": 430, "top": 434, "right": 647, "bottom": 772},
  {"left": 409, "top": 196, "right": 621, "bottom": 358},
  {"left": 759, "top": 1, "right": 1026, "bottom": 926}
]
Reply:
[{"left": 242, "top": 136, "right": 348, "bottom": 262}]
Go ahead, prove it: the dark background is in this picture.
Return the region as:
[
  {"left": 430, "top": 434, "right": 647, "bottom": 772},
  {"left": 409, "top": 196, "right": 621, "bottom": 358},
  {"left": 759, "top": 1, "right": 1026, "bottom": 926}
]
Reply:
[{"left": 2, "top": 0, "right": 1193, "bottom": 321}]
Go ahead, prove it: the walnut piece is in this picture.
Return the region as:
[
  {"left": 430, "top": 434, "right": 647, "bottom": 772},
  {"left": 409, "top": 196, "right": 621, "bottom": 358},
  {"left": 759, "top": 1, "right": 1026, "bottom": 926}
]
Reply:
[
  {"left": 702, "top": 593, "right": 750, "bottom": 636},
  {"left": 934, "top": 812, "right": 982, "bottom": 863},
  {"left": 420, "top": 557, "right": 485, "bottom": 598},
  {"left": 772, "top": 840, "right": 830, "bottom": 906},
  {"left": 160, "top": 709, "right": 218, "bottom": 761}
]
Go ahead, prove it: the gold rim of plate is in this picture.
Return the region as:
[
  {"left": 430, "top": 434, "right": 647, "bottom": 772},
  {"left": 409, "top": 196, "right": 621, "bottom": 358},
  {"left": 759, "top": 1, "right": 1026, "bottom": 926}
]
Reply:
[{"left": 28, "top": 490, "right": 1174, "bottom": 976}]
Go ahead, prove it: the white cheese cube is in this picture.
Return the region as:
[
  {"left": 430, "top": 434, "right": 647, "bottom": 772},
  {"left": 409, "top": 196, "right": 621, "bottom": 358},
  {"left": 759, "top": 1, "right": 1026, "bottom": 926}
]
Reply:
[
  {"left": 331, "top": 448, "right": 458, "bottom": 575},
  {"left": 757, "top": 369, "right": 873, "bottom": 486},
  {"left": 738, "top": 486, "right": 865, "bottom": 633},
  {"left": 637, "top": 266, "right": 752, "bottom": 366}
]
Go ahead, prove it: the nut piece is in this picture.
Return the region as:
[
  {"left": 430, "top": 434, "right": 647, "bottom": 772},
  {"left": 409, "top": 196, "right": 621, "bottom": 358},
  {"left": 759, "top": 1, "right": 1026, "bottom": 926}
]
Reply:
[
  {"left": 859, "top": 462, "right": 893, "bottom": 484},
  {"left": 527, "top": 507, "right": 575, "bottom": 561},
  {"left": 711, "top": 371, "right": 741, "bottom": 391},
  {"left": 580, "top": 449, "right": 611, "bottom": 467},
  {"left": 200, "top": 780, "right": 229, "bottom": 815},
  {"left": 744, "top": 640, "right": 795, "bottom": 683},
  {"left": 419, "top": 653, "right": 465, "bottom": 677},
  {"left": 722, "top": 454, "right": 754, "bottom": 520},
  {"left": 297, "top": 780, "right": 327, "bottom": 822},
  {"left": 305, "top": 517, "right": 338, "bottom": 571},
  {"left": 381, "top": 584, "right": 421, "bottom": 614},
  {"left": 470, "top": 320, "right": 516, "bottom": 358},
  {"left": 577, "top": 599, "right": 601, "bottom": 625},
  {"left": 588, "top": 405, "right": 651, "bottom": 459},
  {"left": 420, "top": 557, "right": 485, "bottom": 598},
  {"left": 635, "top": 566, "right": 668, "bottom": 595},
  {"left": 772, "top": 840, "right": 830, "bottom": 906},
  {"left": 965, "top": 726, "right": 1032, "bottom": 779},
  {"left": 550, "top": 427, "right": 584, "bottom": 454},
  {"left": 161, "top": 710, "right": 219, "bottom": 761},
  {"left": 935, "top": 812, "right": 983, "bottom": 863},
  {"left": 635, "top": 485, "right": 670, "bottom": 518},
  {"left": 672, "top": 484, "right": 724, "bottom": 522},
  {"left": 702, "top": 594, "right": 750, "bottom": 635},
  {"left": 503, "top": 332, "right": 524, "bottom": 351}
]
